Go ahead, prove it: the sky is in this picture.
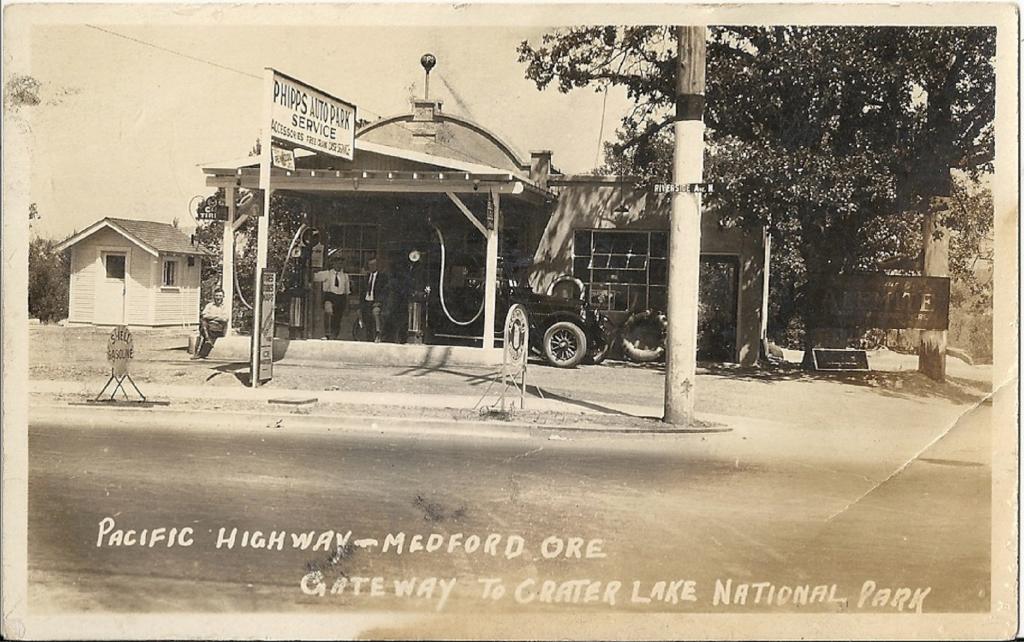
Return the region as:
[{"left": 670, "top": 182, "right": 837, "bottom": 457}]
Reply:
[{"left": 19, "top": 21, "right": 635, "bottom": 240}]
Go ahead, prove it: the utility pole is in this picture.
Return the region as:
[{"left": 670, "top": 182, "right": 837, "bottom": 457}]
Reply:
[
  {"left": 663, "top": 26, "right": 707, "bottom": 426},
  {"left": 919, "top": 181, "right": 950, "bottom": 381},
  {"left": 251, "top": 69, "right": 274, "bottom": 388}
]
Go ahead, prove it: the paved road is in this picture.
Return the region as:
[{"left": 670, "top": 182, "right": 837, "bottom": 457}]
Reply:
[{"left": 27, "top": 399, "right": 990, "bottom": 618}]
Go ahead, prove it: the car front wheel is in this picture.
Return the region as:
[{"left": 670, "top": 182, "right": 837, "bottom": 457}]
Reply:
[{"left": 543, "top": 321, "right": 588, "bottom": 368}]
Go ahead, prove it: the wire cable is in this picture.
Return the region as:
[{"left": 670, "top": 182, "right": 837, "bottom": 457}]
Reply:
[
  {"left": 594, "top": 83, "right": 610, "bottom": 169},
  {"left": 84, "top": 24, "right": 509, "bottom": 172},
  {"left": 85, "top": 24, "right": 262, "bottom": 80}
]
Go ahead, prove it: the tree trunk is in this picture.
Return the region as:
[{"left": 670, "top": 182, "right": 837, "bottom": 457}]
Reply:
[{"left": 799, "top": 223, "right": 843, "bottom": 367}]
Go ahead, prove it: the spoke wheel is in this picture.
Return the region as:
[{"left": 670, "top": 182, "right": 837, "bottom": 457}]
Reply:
[{"left": 543, "top": 321, "right": 587, "bottom": 368}]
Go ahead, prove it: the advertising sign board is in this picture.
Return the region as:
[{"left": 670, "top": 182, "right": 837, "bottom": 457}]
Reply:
[
  {"left": 196, "top": 193, "right": 228, "bottom": 221},
  {"left": 498, "top": 304, "right": 529, "bottom": 410},
  {"left": 812, "top": 348, "right": 870, "bottom": 372},
  {"left": 257, "top": 271, "right": 276, "bottom": 382},
  {"left": 807, "top": 273, "right": 950, "bottom": 330},
  {"left": 503, "top": 304, "right": 529, "bottom": 373},
  {"left": 271, "top": 145, "right": 296, "bottom": 170},
  {"left": 106, "top": 325, "right": 134, "bottom": 377},
  {"left": 269, "top": 70, "right": 355, "bottom": 161}
]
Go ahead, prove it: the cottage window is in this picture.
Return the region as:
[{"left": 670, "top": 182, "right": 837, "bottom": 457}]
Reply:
[
  {"left": 104, "top": 254, "right": 126, "bottom": 279},
  {"left": 162, "top": 259, "right": 178, "bottom": 287},
  {"left": 572, "top": 229, "right": 667, "bottom": 313}
]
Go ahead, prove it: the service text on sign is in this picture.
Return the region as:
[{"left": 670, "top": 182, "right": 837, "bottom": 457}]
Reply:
[{"left": 270, "top": 72, "right": 355, "bottom": 160}]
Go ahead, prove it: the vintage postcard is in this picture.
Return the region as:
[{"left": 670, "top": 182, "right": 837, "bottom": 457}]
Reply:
[{"left": 1, "top": 2, "right": 1018, "bottom": 639}]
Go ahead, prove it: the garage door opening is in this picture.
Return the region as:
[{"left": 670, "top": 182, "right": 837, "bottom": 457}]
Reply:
[{"left": 698, "top": 255, "right": 739, "bottom": 362}]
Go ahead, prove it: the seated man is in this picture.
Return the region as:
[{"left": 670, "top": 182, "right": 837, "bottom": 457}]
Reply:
[{"left": 195, "top": 289, "right": 228, "bottom": 359}]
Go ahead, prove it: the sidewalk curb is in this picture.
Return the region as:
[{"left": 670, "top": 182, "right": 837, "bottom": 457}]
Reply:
[
  {"left": 30, "top": 379, "right": 676, "bottom": 422},
  {"left": 29, "top": 401, "right": 736, "bottom": 445}
]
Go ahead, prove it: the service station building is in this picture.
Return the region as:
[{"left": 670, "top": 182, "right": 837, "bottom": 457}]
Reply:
[{"left": 203, "top": 95, "right": 768, "bottom": 367}]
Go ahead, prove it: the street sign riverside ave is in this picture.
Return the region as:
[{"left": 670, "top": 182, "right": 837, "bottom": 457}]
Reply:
[{"left": 807, "top": 273, "right": 951, "bottom": 330}]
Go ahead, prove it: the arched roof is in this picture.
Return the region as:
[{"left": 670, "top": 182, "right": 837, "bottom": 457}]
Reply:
[{"left": 357, "top": 109, "right": 529, "bottom": 177}]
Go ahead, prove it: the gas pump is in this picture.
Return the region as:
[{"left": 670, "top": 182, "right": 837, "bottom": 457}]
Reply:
[
  {"left": 428, "top": 221, "right": 485, "bottom": 331},
  {"left": 405, "top": 249, "right": 428, "bottom": 344}
]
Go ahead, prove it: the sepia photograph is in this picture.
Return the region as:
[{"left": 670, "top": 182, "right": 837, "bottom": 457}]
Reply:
[{"left": 1, "top": 2, "right": 1018, "bottom": 639}]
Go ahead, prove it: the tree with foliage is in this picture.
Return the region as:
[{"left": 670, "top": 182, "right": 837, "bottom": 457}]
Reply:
[
  {"left": 192, "top": 190, "right": 309, "bottom": 334},
  {"left": 518, "top": 26, "right": 995, "bottom": 345},
  {"left": 29, "top": 236, "right": 70, "bottom": 323}
]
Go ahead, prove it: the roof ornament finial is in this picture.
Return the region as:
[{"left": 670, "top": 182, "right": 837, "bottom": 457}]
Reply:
[{"left": 420, "top": 53, "right": 436, "bottom": 100}]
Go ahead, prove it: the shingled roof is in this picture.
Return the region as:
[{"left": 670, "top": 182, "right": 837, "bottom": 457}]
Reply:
[{"left": 57, "top": 217, "right": 210, "bottom": 256}]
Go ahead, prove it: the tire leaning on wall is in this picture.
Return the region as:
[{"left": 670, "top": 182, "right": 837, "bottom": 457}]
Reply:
[{"left": 621, "top": 310, "right": 669, "bottom": 363}]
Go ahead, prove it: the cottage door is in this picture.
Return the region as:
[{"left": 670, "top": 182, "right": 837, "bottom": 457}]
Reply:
[{"left": 98, "top": 251, "right": 128, "bottom": 325}]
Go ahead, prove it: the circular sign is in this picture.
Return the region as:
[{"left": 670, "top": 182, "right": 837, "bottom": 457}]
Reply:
[
  {"left": 503, "top": 304, "right": 528, "bottom": 371},
  {"left": 107, "top": 325, "right": 134, "bottom": 377}
]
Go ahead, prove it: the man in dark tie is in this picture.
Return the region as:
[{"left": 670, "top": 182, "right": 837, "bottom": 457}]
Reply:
[{"left": 361, "top": 257, "right": 389, "bottom": 342}]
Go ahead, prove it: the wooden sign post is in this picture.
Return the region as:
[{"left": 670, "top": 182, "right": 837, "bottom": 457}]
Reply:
[{"left": 250, "top": 68, "right": 357, "bottom": 386}]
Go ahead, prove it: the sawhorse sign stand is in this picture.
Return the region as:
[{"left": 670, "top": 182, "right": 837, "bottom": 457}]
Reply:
[{"left": 96, "top": 325, "right": 146, "bottom": 401}]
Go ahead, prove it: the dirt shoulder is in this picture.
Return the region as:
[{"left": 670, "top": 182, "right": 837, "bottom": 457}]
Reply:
[{"left": 29, "top": 325, "right": 992, "bottom": 431}]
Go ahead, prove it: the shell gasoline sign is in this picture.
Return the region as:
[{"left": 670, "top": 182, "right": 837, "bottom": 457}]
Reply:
[{"left": 107, "top": 325, "right": 134, "bottom": 377}]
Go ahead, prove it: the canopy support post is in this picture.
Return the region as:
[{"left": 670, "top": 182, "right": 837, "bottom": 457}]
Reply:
[{"left": 482, "top": 191, "right": 500, "bottom": 350}]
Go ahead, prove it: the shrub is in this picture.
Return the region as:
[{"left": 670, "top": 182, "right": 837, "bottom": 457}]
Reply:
[{"left": 28, "top": 237, "right": 70, "bottom": 323}]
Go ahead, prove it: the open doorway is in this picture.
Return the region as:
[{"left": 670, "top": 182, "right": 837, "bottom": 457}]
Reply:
[{"left": 698, "top": 255, "right": 739, "bottom": 362}]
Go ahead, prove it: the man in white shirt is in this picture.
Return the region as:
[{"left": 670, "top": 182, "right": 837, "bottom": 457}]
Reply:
[
  {"left": 194, "top": 288, "right": 228, "bottom": 358},
  {"left": 313, "top": 256, "right": 351, "bottom": 339},
  {"left": 361, "top": 257, "right": 388, "bottom": 342}
]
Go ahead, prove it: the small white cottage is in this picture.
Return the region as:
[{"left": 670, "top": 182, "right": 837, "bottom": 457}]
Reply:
[{"left": 56, "top": 217, "right": 209, "bottom": 327}]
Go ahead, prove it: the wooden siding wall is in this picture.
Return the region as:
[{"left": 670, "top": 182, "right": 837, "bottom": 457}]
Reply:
[
  {"left": 68, "top": 228, "right": 153, "bottom": 325},
  {"left": 151, "top": 253, "right": 201, "bottom": 326},
  {"left": 65, "top": 227, "right": 201, "bottom": 326},
  {"left": 126, "top": 250, "right": 153, "bottom": 325},
  {"left": 68, "top": 245, "right": 96, "bottom": 323}
]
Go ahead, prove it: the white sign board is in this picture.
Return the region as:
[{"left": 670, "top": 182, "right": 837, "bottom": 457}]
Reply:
[
  {"left": 107, "top": 325, "right": 134, "bottom": 377},
  {"left": 271, "top": 145, "right": 296, "bottom": 170},
  {"left": 269, "top": 70, "right": 355, "bottom": 160},
  {"left": 503, "top": 304, "right": 529, "bottom": 373}
]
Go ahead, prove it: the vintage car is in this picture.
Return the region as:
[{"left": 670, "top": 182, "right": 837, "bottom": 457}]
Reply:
[{"left": 424, "top": 264, "right": 609, "bottom": 368}]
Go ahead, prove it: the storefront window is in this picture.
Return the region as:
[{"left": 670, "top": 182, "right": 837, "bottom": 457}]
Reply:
[
  {"left": 328, "top": 223, "right": 380, "bottom": 290},
  {"left": 573, "top": 229, "right": 739, "bottom": 361},
  {"left": 572, "top": 229, "right": 667, "bottom": 313}
]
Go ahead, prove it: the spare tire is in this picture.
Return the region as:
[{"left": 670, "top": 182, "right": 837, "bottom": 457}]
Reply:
[
  {"left": 546, "top": 275, "right": 586, "bottom": 301},
  {"left": 622, "top": 311, "right": 667, "bottom": 362}
]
